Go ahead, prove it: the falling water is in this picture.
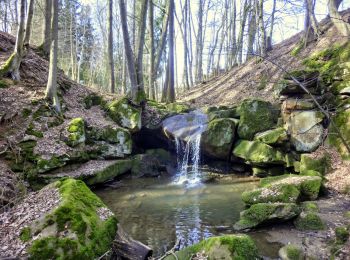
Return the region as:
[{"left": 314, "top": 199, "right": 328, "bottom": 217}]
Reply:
[{"left": 163, "top": 110, "right": 208, "bottom": 185}]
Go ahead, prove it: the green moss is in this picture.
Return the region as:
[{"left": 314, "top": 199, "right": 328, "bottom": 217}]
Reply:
[
  {"left": 344, "top": 211, "right": 350, "bottom": 219},
  {"left": 0, "top": 78, "right": 11, "bottom": 88},
  {"left": 207, "top": 107, "right": 239, "bottom": 121},
  {"left": 0, "top": 52, "right": 15, "bottom": 77},
  {"left": 166, "top": 103, "right": 191, "bottom": 113},
  {"left": 28, "top": 179, "right": 118, "bottom": 259},
  {"left": 237, "top": 99, "right": 279, "bottom": 140},
  {"left": 279, "top": 244, "right": 303, "bottom": 260},
  {"left": 301, "top": 201, "right": 319, "bottom": 213},
  {"left": 20, "top": 227, "right": 32, "bottom": 242},
  {"left": 37, "top": 156, "right": 67, "bottom": 173},
  {"left": 294, "top": 212, "right": 325, "bottom": 230},
  {"left": 166, "top": 235, "right": 259, "bottom": 260},
  {"left": 107, "top": 98, "right": 142, "bottom": 132},
  {"left": 22, "top": 108, "right": 32, "bottom": 118},
  {"left": 300, "top": 153, "right": 330, "bottom": 176},
  {"left": 258, "top": 74, "right": 268, "bottom": 90},
  {"left": 242, "top": 183, "right": 300, "bottom": 205},
  {"left": 291, "top": 39, "right": 305, "bottom": 57},
  {"left": 66, "top": 118, "right": 85, "bottom": 147},
  {"left": 26, "top": 122, "right": 44, "bottom": 138},
  {"left": 335, "top": 226, "right": 349, "bottom": 243},
  {"left": 83, "top": 93, "right": 104, "bottom": 109},
  {"left": 254, "top": 127, "right": 288, "bottom": 145},
  {"left": 233, "top": 140, "right": 286, "bottom": 166},
  {"left": 234, "top": 203, "right": 301, "bottom": 230}
]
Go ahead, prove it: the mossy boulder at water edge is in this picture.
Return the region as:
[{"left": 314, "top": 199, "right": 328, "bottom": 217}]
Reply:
[
  {"left": 23, "top": 179, "right": 117, "bottom": 259},
  {"left": 107, "top": 98, "right": 141, "bottom": 132},
  {"left": 65, "top": 118, "right": 86, "bottom": 147},
  {"left": 232, "top": 140, "right": 286, "bottom": 166},
  {"left": 237, "top": 99, "right": 279, "bottom": 140},
  {"left": 165, "top": 234, "right": 259, "bottom": 260},
  {"left": 234, "top": 203, "right": 301, "bottom": 230},
  {"left": 201, "top": 118, "right": 236, "bottom": 160}
]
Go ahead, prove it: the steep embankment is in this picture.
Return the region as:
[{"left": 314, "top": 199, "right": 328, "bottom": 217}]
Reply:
[{"left": 179, "top": 9, "right": 350, "bottom": 107}]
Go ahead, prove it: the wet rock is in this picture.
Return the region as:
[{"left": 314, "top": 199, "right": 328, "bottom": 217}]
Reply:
[
  {"left": 165, "top": 234, "right": 259, "bottom": 260},
  {"left": 254, "top": 127, "right": 288, "bottom": 145},
  {"left": 233, "top": 140, "right": 286, "bottom": 166},
  {"left": 279, "top": 244, "right": 304, "bottom": 260},
  {"left": 237, "top": 99, "right": 279, "bottom": 140},
  {"left": 131, "top": 154, "right": 162, "bottom": 178},
  {"left": 234, "top": 203, "right": 301, "bottom": 230},
  {"left": 201, "top": 118, "right": 236, "bottom": 160},
  {"left": 107, "top": 98, "right": 141, "bottom": 132}
]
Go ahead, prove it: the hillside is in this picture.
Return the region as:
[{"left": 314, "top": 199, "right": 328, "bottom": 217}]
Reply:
[{"left": 179, "top": 9, "right": 350, "bottom": 107}]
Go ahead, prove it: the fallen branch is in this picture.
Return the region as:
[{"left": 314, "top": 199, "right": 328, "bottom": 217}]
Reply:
[
  {"left": 249, "top": 52, "right": 350, "bottom": 155},
  {"left": 156, "top": 239, "right": 181, "bottom": 260}
]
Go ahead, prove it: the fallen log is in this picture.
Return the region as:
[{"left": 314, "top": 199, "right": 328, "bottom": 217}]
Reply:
[{"left": 112, "top": 224, "right": 153, "bottom": 260}]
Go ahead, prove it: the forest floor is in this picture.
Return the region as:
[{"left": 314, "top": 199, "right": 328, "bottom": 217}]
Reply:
[{"left": 178, "top": 10, "right": 350, "bottom": 107}]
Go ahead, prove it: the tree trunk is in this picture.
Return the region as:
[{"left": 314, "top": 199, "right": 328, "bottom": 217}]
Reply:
[
  {"left": 195, "top": 0, "right": 203, "bottom": 83},
  {"left": 258, "top": 0, "right": 266, "bottom": 57},
  {"left": 108, "top": 0, "right": 115, "bottom": 93},
  {"left": 230, "top": 0, "right": 237, "bottom": 67},
  {"left": 328, "top": 0, "right": 350, "bottom": 36},
  {"left": 135, "top": 0, "right": 148, "bottom": 97},
  {"left": 267, "top": 0, "right": 276, "bottom": 51},
  {"left": 24, "top": 0, "right": 34, "bottom": 46},
  {"left": 236, "top": 0, "right": 249, "bottom": 64},
  {"left": 42, "top": 0, "right": 52, "bottom": 56},
  {"left": 304, "top": 0, "right": 320, "bottom": 43},
  {"left": 119, "top": 0, "right": 141, "bottom": 104},
  {"left": 167, "top": 0, "right": 175, "bottom": 103},
  {"left": 246, "top": 2, "right": 256, "bottom": 60},
  {"left": 148, "top": 0, "right": 155, "bottom": 100},
  {"left": 45, "top": 0, "right": 60, "bottom": 113},
  {"left": 182, "top": 0, "right": 190, "bottom": 90}
]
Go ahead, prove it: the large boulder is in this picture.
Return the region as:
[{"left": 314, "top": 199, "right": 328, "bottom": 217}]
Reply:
[
  {"left": 107, "top": 98, "right": 141, "bottom": 132},
  {"left": 206, "top": 107, "right": 239, "bottom": 121},
  {"left": 237, "top": 99, "right": 279, "bottom": 140},
  {"left": 300, "top": 153, "right": 329, "bottom": 176},
  {"left": 131, "top": 154, "right": 162, "bottom": 178},
  {"left": 165, "top": 235, "right": 259, "bottom": 260},
  {"left": 0, "top": 179, "right": 117, "bottom": 259},
  {"left": 232, "top": 140, "right": 286, "bottom": 166},
  {"left": 286, "top": 111, "right": 324, "bottom": 152},
  {"left": 234, "top": 203, "right": 301, "bottom": 230},
  {"left": 201, "top": 118, "right": 236, "bottom": 160}
]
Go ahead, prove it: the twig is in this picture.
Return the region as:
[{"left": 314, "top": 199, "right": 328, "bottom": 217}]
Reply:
[
  {"left": 156, "top": 239, "right": 181, "bottom": 260},
  {"left": 248, "top": 52, "right": 350, "bottom": 155},
  {"left": 96, "top": 249, "right": 111, "bottom": 260}
]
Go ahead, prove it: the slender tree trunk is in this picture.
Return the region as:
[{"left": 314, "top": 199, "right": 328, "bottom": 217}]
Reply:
[
  {"left": 230, "top": 0, "right": 237, "bottom": 67},
  {"left": 246, "top": 2, "right": 256, "bottom": 60},
  {"left": 182, "top": 0, "right": 190, "bottom": 90},
  {"left": 108, "top": 0, "right": 115, "bottom": 93},
  {"left": 267, "top": 0, "right": 276, "bottom": 50},
  {"left": 328, "top": 0, "right": 350, "bottom": 36},
  {"left": 195, "top": 0, "right": 203, "bottom": 83},
  {"left": 304, "top": 0, "right": 320, "bottom": 43},
  {"left": 119, "top": 0, "right": 142, "bottom": 104},
  {"left": 258, "top": 0, "right": 267, "bottom": 57},
  {"left": 236, "top": 0, "right": 249, "bottom": 64},
  {"left": 148, "top": 0, "right": 155, "bottom": 100},
  {"left": 135, "top": 0, "right": 148, "bottom": 97},
  {"left": 41, "top": 0, "right": 52, "bottom": 56},
  {"left": 45, "top": 0, "right": 60, "bottom": 113},
  {"left": 23, "top": 0, "right": 34, "bottom": 46},
  {"left": 167, "top": 0, "right": 175, "bottom": 103}
]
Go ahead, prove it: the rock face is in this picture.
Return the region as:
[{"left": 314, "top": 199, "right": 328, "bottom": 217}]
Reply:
[
  {"left": 237, "top": 99, "right": 279, "bottom": 140},
  {"left": 65, "top": 118, "right": 86, "bottom": 147},
  {"left": 286, "top": 111, "right": 324, "bottom": 152},
  {"left": 234, "top": 203, "right": 301, "bottom": 230},
  {"left": 233, "top": 140, "right": 285, "bottom": 166},
  {"left": 165, "top": 235, "right": 259, "bottom": 260},
  {"left": 201, "top": 118, "right": 236, "bottom": 160},
  {"left": 300, "top": 153, "right": 329, "bottom": 176},
  {"left": 0, "top": 179, "right": 117, "bottom": 259},
  {"left": 254, "top": 127, "right": 288, "bottom": 145},
  {"left": 108, "top": 98, "right": 141, "bottom": 132}
]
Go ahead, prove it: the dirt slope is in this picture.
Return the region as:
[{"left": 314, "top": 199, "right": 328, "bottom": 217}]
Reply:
[{"left": 179, "top": 10, "right": 350, "bottom": 107}]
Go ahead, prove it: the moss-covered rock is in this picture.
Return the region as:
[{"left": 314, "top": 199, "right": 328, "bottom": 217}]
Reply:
[
  {"left": 131, "top": 154, "right": 162, "bottom": 178},
  {"left": 201, "top": 118, "right": 236, "bottom": 160},
  {"left": 145, "top": 148, "right": 173, "bottom": 166},
  {"left": 26, "top": 179, "right": 117, "bottom": 259},
  {"left": 294, "top": 211, "right": 325, "bottom": 231},
  {"left": 165, "top": 234, "right": 259, "bottom": 260},
  {"left": 254, "top": 127, "right": 288, "bottom": 145},
  {"left": 107, "top": 98, "right": 141, "bottom": 132},
  {"left": 232, "top": 140, "right": 286, "bottom": 166},
  {"left": 301, "top": 201, "right": 319, "bottom": 213},
  {"left": 83, "top": 93, "right": 105, "bottom": 109},
  {"left": 66, "top": 118, "right": 86, "bottom": 147},
  {"left": 234, "top": 203, "right": 301, "bottom": 230},
  {"left": 300, "top": 153, "right": 330, "bottom": 176},
  {"left": 36, "top": 155, "right": 69, "bottom": 174},
  {"left": 166, "top": 102, "right": 191, "bottom": 113},
  {"left": 237, "top": 99, "right": 279, "bottom": 140},
  {"left": 207, "top": 107, "right": 240, "bottom": 121},
  {"left": 279, "top": 244, "right": 304, "bottom": 260}
]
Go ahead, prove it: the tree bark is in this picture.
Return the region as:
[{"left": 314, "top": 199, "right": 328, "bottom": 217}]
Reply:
[
  {"left": 24, "top": 0, "right": 34, "bottom": 46},
  {"left": 328, "top": 0, "right": 350, "bottom": 36},
  {"left": 45, "top": 0, "right": 60, "bottom": 113},
  {"left": 195, "top": 0, "right": 203, "bottom": 83},
  {"left": 267, "top": 0, "right": 276, "bottom": 51},
  {"left": 304, "top": 0, "right": 320, "bottom": 43},
  {"left": 108, "top": 0, "right": 115, "bottom": 93},
  {"left": 236, "top": 0, "right": 249, "bottom": 64},
  {"left": 148, "top": 0, "right": 155, "bottom": 100},
  {"left": 167, "top": 0, "right": 175, "bottom": 103},
  {"left": 258, "top": 0, "right": 267, "bottom": 57},
  {"left": 42, "top": 0, "right": 52, "bottom": 56},
  {"left": 119, "top": 0, "right": 141, "bottom": 104},
  {"left": 247, "top": 1, "right": 256, "bottom": 60}
]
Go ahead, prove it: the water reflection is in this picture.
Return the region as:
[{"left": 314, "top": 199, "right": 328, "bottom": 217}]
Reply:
[{"left": 95, "top": 175, "right": 257, "bottom": 257}]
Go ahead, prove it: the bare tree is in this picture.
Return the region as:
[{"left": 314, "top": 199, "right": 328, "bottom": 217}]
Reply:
[
  {"left": 45, "top": 0, "right": 60, "bottom": 113},
  {"left": 167, "top": 0, "right": 175, "bottom": 102},
  {"left": 195, "top": 0, "right": 203, "bottom": 83},
  {"left": 24, "top": 0, "right": 35, "bottom": 46},
  {"left": 267, "top": 0, "right": 276, "bottom": 50},
  {"left": 304, "top": 0, "right": 320, "bottom": 43},
  {"left": 328, "top": 0, "right": 350, "bottom": 36},
  {"left": 108, "top": 0, "right": 115, "bottom": 93},
  {"left": 41, "top": 0, "right": 52, "bottom": 56},
  {"left": 258, "top": 0, "right": 267, "bottom": 56},
  {"left": 148, "top": 0, "right": 155, "bottom": 100}
]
